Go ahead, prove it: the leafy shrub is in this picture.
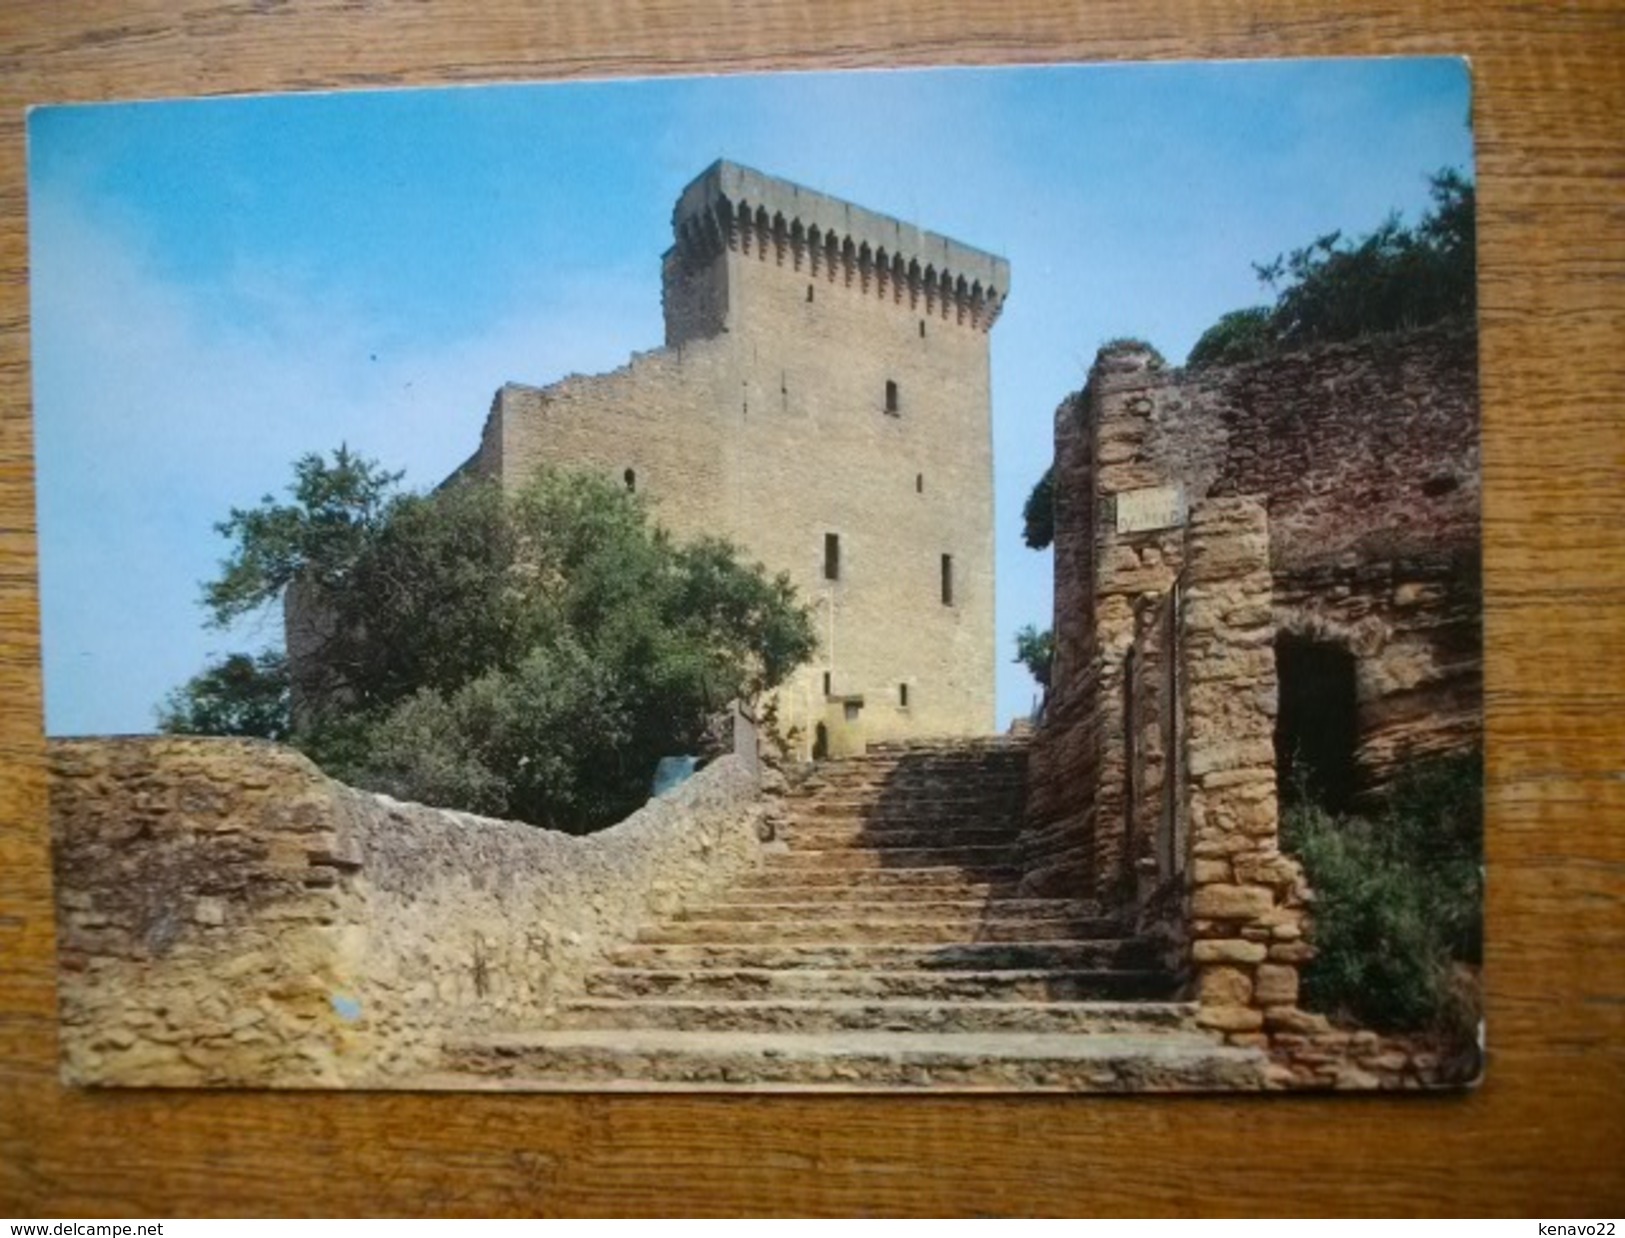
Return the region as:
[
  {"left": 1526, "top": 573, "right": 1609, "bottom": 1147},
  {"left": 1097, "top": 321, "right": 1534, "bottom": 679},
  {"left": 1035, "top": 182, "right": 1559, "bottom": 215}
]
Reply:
[
  {"left": 1186, "top": 168, "right": 1475, "bottom": 369},
  {"left": 1186, "top": 306, "right": 1275, "bottom": 370},
  {"left": 1013, "top": 624, "right": 1054, "bottom": 689},
  {"left": 1022, "top": 465, "right": 1055, "bottom": 551},
  {"left": 157, "top": 650, "right": 291, "bottom": 740},
  {"left": 1281, "top": 749, "right": 1483, "bottom": 1036},
  {"left": 163, "top": 452, "right": 818, "bottom": 832},
  {"left": 1099, "top": 337, "right": 1167, "bottom": 367}
]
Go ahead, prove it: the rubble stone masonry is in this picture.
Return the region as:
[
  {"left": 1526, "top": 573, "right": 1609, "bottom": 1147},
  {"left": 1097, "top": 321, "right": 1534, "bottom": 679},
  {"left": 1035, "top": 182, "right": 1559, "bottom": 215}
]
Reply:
[
  {"left": 1180, "top": 500, "right": 1457, "bottom": 1088},
  {"left": 1180, "top": 499, "right": 1308, "bottom": 1040},
  {"left": 1096, "top": 325, "right": 1481, "bottom": 790},
  {"left": 1026, "top": 326, "right": 1479, "bottom": 903},
  {"left": 50, "top": 737, "right": 768, "bottom": 1087}
]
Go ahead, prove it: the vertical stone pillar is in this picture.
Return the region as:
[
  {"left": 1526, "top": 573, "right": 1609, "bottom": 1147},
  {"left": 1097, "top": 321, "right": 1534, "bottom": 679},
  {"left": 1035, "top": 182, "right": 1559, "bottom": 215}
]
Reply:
[
  {"left": 1084, "top": 347, "right": 1185, "bottom": 901},
  {"left": 1181, "top": 497, "right": 1311, "bottom": 1047}
]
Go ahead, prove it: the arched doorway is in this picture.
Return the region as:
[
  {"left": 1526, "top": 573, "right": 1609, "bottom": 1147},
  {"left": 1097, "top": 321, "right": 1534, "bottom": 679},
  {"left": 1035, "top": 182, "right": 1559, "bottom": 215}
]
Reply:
[{"left": 1274, "top": 633, "right": 1358, "bottom": 812}]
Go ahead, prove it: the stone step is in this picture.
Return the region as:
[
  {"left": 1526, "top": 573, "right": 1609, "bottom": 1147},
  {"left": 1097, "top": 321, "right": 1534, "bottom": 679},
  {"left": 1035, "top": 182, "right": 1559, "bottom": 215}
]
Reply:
[
  {"left": 734, "top": 865, "right": 1022, "bottom": 892},
  {"left": 761, "top": 846, "right": 1019, "bottom": 873},
  {"left": 794, "top": 759, "right": 1025, "bottom": 777},
  {"left": 820, "top": 744, "right": 1026, "bottom": 762},
  {"left": 865, "top": 736, "right": 1029, "bottom": 752},
  {"left": 555, "top": 996, "right": 1199, "bottom": 1035},
  {"left": 809, "top": 768, "right": 1026, "bottom": 781},
  {"left": 805, "top": 751, "right": 1025, "bottom": 766},
  {"left": 785, "top": 795, "right": 1020, "bottom": 813},
  {"left": 784, "top": 808, "right": 1022, "bottom": 830},
  {"left": 787, "top": 806, "right": 1024, "bottom": 827},
  {"left": 639, "top": 914, "right": 1121, "bottom": 945},
  {"left": 780, "top": 823, "right": 1019, "bottom": 850},
  {"left": 446, "top": 1028, "right": 1261, "bottom": 1092},
  {"left": 673, "top": 897, "right": 1105, "bottom": 925},
  {"left": 797, "top": 796, "right": 1023, "bottom": 817},
  {"left": 583, "top": 967, "right": 1181, "bottom": 1003},
  {"left": 717, "top": 877, "right": 1022, "bottom": 903},
  {"left": 606, "top": 939, "right": 1157, "bottom": 973},
  {"left": 791, "top": 782, "right": 1021, "bottom": 799}
]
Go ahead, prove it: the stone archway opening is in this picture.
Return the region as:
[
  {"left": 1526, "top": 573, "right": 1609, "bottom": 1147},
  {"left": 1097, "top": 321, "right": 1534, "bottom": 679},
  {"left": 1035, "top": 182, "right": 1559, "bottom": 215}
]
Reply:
[{"left": 1274, "top": 633, "right": 1358, "bottom": 813}]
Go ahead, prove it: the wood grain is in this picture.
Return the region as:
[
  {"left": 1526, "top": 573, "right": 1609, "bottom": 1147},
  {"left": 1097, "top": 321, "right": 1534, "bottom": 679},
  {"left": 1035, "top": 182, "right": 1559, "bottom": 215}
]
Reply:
[{"left": 2, "top": 0, "right": 1621, "bottom": 1216}]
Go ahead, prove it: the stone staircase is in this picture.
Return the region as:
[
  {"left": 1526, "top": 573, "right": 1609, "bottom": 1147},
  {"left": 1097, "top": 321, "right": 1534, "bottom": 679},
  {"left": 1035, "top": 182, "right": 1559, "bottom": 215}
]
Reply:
[{"left": 446, "top": 738, "right": 1264, "bottom": 1090}]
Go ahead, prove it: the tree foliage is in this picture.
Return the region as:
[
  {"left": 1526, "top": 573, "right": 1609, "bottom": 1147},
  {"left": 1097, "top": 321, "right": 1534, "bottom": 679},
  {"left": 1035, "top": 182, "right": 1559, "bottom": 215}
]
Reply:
[
  {"left": 1182, "top": 306, "right": 1275, "bottom": 370},
  {"left": 1013, "top": 624, "right": 1054, "bottom": 690},
  {"left": 158, "top": 650, "right": 291, "bottom": 741},
  {"left": 1187, "top": 169, "right": 1475, "bottom": 369},
  {"left": 163, "top": 450, "right": 818, "bottom": 831},
  {"left": 1281, "top": 750, "right": 1483, "bottom": 1038},
  {"left": 1022, "top": 465, "right": 1055, "bottom": 551},
  {"left": 204, "top": 445, "right": 403, "bottom": 628}
]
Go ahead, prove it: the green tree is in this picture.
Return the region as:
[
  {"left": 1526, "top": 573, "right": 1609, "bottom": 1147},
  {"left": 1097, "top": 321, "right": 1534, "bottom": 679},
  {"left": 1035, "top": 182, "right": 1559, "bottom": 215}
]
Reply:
[
  {"left": 162, "top": 452, "right": 818, "bottom": 832},
  {"left": 158, "top": 651, "right": 291, "bottom": 740},
  {"left": 1185, "top": 306, "right": 1274, "bottom": 370},
  {"left": 1022, "top": 465, "right": 1054, "bottom": 551},
  {"left": 1186, "top": 169, "right": 1475, "bottom": 368},
  {"left": 1013, "top": 624, "right": 1054, "bottom": 690},
  {"left": 204, "top": 445, "right": 403, "bottom": 627}
]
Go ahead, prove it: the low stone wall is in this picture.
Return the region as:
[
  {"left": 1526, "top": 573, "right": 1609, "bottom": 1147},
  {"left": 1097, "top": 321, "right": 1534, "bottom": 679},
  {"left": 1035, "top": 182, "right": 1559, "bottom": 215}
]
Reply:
[{"left": 50, "top": 737, "right": 768, "bottom": 1087}]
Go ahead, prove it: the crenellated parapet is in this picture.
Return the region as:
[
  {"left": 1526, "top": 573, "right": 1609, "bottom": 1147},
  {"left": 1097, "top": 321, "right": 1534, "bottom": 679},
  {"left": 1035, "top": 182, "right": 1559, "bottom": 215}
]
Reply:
[{"left": 668, "top": 159, "right": 1010, "bottom": 331}]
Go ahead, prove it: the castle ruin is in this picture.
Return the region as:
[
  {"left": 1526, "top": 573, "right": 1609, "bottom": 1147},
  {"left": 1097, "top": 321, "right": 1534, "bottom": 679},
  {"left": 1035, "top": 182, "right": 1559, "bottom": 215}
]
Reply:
[
  {"left": 446, "top": 160, "right": 1011, "bottom": 754},
  {"left": 50, "top": 166, "right": 1482, "bottom": 1093},
  {"left": 1023, "top": 324, "right": 1481, "bottom": 906}
]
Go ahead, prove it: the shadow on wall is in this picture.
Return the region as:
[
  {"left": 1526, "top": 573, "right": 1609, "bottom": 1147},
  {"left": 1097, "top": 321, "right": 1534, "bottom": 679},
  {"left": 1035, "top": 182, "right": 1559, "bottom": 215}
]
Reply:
[{"left": 1274, "top": 633, "right": 1359, "bottom": 814}]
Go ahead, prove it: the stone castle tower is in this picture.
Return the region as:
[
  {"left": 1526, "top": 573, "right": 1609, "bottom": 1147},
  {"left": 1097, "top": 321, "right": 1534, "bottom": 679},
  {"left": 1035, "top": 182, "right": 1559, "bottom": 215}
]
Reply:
[{"left": 450, "top": 160, "right": 1010, "bottom": 753}]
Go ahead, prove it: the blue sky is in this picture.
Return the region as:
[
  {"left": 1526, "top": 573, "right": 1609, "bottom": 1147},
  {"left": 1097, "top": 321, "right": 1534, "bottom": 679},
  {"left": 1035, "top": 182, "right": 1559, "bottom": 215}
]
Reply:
[{"left": 29, "top": 58, "right": 1473, "bottom": 736}]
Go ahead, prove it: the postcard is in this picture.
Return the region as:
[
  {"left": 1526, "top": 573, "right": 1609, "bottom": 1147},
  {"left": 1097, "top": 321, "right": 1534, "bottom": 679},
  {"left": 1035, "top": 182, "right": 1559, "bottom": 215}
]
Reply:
[{"left": 31, "top": 58, "right": 1481, "bottom": 1091}]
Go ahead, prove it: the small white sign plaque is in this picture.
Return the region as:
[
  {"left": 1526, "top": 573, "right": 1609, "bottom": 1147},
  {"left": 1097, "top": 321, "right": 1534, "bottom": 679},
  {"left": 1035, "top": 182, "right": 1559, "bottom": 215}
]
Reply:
[{"left": 1114, "top": 485, "right": 1186, "bottom": 535}]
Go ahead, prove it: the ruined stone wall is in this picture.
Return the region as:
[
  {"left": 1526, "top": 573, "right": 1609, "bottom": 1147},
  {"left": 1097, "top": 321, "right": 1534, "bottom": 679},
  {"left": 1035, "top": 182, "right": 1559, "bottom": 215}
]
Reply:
[
  {"left": 1021, "top": 348, "right": 1187, "bottom": 901},
  {"left": 1199, "top": 325, "right": 1479, "bottom": 566},
  {"left": 482, "top": 343, "right": 734, "bottom": 545},
  {"left": 50, "top": 737, "right": 767, "bottom": 1087},
  {"left": 1029, "top": 326, "right": 1480, "bottom": 867},
  {"left": 1178, "top": 502, "right": 1467, "bottom": 1090},
  {"left": 465, "top": 161, "right": 1009, "bottom": 753},
  {"left": 1020, "top": 327, "right": 1481, "bottom": 1086},
  {"left": 1200, "top": 325, "right": 1480, "bottom": 788}
]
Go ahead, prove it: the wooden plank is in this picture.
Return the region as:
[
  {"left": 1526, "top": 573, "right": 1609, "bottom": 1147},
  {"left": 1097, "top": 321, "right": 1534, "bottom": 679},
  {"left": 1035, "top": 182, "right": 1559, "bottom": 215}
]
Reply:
[{"left": 2, "top": 0, "right": 1621, "bottom": 1216}]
